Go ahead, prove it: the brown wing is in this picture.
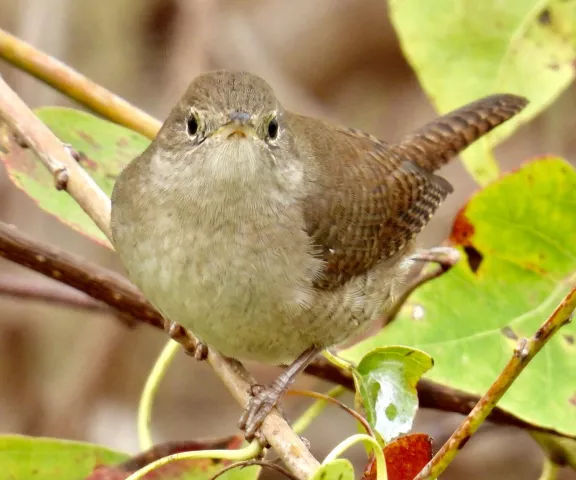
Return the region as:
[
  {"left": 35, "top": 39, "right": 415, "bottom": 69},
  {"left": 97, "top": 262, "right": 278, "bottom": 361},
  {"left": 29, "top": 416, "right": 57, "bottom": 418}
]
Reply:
[
  {"left": 291, "top": 115, "right": 453, "bottom": 290},
  {"left": 289, "top": 93, "right": 527, "bottom": 290}
]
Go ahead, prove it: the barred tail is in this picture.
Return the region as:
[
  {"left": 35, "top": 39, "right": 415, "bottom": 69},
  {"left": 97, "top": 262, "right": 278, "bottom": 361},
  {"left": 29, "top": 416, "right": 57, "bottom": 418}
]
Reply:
[{"left": 392, "top": 94, "right": 528, "bottom": 172}]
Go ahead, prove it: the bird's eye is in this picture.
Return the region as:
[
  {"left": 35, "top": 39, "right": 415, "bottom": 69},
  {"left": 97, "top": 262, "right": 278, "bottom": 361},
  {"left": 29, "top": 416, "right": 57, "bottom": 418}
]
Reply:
[
  {"left": 267, "top": 117, "right": 279, "bottom": 139},
  {"left": 187, "top": 114, "right": 199, "bottom": 136}
]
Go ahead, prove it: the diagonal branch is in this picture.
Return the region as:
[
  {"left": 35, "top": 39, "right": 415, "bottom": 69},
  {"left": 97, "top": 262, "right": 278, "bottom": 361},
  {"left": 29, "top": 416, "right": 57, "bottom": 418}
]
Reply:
[
  {"left": 0, "top": 222, "right": 164, "bottom": 330},
  {"left": 0, "top": 75, "right": 112, "bottom": 239},
  {"left": 414, "top": 284, "right": 576, "bottom": 479},
  {"left": 0, "top": 78, "right": 319, "bottom": 479},
  {"left": 382, "top": 246, "right": 461, "bottom": 326},
  {"left": 0, "top": 273, "right": 134, "bottom": 325}
]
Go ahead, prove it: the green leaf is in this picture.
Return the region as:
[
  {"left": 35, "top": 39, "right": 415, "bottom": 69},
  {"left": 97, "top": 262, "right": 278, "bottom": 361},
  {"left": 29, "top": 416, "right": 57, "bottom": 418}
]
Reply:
[
  {"left": 349, "top": 346, "right": 433, "bottom": 443},
  {"left": 0, "top": 435, "right": 261, "bottom": 480},
  {"left": 342, "top": 157, "right": 576, "bottom": 437},
  {"left": 389, "top": 0, "right": 576, "bottom": 184},
  {"left": 0, "top": 435, "right": 128, "bottom": 479},
  {"left": 0, "top": 107, "right": 149, "bottom": 246},
  {"left": 310, "top": 460, "right": 355, "bottom": 480}
]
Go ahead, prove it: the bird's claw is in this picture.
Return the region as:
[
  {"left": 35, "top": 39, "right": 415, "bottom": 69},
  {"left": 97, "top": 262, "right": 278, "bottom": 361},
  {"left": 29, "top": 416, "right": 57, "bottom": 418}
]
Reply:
[{"left": 238, "top": 384, "right": 281, "bottom": 442}]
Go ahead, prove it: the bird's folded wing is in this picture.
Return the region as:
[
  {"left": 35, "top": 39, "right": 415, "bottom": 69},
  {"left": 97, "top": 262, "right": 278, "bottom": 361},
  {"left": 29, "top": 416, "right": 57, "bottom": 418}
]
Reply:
[{"left": 301, "top": 125, "right": 453, "bottom": 290}]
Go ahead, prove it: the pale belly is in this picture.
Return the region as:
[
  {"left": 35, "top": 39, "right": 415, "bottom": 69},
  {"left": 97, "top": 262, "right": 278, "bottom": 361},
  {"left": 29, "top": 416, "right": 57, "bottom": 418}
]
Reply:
[{"left": 115, "top": 213, "right": 401, "bottom": 364}]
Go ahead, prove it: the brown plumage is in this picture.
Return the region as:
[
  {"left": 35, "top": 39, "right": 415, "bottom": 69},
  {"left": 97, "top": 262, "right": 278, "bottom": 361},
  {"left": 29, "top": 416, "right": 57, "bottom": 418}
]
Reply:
[
  {"left": 110, "top": 71, "right": 527, "bottom": 438},
  {"left": 290, "top": 94, "right": 527, "bottom": 289}
]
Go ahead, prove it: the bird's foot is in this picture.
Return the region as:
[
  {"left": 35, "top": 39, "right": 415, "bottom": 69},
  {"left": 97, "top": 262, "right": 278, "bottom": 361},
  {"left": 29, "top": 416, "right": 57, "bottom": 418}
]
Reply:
[
  {"left": 238, "top": 382, "right": 285, "bottom": 441},
  {"left": 164, "top": 320, "right": 208, "bottom": 360},
  {"left": 237, "top": 346, "right": 321, "bottom": 441}
]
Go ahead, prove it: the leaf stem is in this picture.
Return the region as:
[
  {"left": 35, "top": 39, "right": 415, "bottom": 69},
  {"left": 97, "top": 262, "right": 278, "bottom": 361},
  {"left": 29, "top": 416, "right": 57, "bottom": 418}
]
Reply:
[
  {"left": 538, "top": 458, "right": 560, "bottom": 480},
  {"left": 124, "top": 440, "right": 263, "bottom": 480},
  {"left": 414, "top": 283, "right": 576, "bottom": 479},
  {"left": 323, "top": 434, "right": 387, "bottom": 480},
  {"left": 322, "top": 350, "right": 354, "bottom": 372},
  {"left": 209, "top": 460, "right": 296, "bottom": 480},
  {"left": 138, "top": 340, "right": 181, "bottom": 450},
  {"left": 383, "top": 246, "right": 460, "bottom": 326},
  {"left": 288, "top": 386, "right": 373, "bottom": 437}
]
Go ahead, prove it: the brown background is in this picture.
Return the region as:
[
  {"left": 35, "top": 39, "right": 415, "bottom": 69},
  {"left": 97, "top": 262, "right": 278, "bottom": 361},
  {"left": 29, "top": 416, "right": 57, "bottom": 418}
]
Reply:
[{"left": 0, "top": 1, "right": 575, "bottom": 478}]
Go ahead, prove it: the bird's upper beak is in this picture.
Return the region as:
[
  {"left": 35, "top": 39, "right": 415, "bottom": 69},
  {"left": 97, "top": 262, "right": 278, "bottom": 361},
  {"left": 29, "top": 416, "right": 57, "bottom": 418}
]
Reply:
[{"left": 212, "top": 111, "right": 257, "bottom": 140}]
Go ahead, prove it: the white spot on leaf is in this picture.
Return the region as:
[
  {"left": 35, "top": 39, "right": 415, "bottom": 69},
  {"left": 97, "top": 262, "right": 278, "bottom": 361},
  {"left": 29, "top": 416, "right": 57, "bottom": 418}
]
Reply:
[
  {"left": 369, "top": 362, "right": 419, "bottom": 442},
  {"left": 412, "top": 304, "right": 425, "bottom": 320}
]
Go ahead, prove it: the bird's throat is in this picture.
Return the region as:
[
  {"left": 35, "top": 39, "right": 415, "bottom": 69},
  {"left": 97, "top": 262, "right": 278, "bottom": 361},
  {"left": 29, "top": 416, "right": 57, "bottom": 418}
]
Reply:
[{"left": 204, "top": 138, "right": 261, "bottom": 183}]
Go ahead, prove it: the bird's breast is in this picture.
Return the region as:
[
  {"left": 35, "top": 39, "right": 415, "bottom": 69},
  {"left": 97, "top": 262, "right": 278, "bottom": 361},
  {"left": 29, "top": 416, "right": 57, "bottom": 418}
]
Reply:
[{"left": 113, "top": 178, "right": 324, "bottom": 362}]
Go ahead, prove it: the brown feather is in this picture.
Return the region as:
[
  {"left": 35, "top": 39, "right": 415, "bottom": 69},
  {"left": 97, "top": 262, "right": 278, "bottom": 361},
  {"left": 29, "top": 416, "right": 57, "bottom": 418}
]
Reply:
[
  {"left": 392, "top": 94, "right": 528, "bottom": 171},
  {"left": 289, "top": 93, "right": 527, "bottom": 289}
]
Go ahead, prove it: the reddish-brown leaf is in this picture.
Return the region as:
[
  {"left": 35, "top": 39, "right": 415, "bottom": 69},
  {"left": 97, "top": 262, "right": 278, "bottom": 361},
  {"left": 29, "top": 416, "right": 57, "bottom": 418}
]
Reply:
[{"left": 362, "top": 433, "right": 433, "bottom": 480}]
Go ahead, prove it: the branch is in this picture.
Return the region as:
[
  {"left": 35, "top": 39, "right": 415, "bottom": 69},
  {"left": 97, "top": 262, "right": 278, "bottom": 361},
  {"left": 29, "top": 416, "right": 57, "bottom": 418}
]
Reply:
[
  {"left": 382, "top": 247, "right": 461, "bottom": 326},
  {"left": 0, "top": 75, "right": 112, "bottom": 239},
  {"left": 414, "top": 283, "right": 576, "bottom": 479},
  {"left": 0, "top": 222, "right": 167, "bottom": 331},
  {"left": 0, "top": 81, "right": 319, "bottom": 479},
  {"left": 0, "top": 273, "right": 133, "bottom": 323},
  {"left": 0, "top": 28, "right": 160, "bottom": 139}
]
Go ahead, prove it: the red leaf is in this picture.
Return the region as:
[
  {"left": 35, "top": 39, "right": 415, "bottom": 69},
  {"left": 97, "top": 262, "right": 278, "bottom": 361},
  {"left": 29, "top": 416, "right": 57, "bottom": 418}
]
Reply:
[{"left": 362, "top": 433, "right": 433, "bottom": 480}]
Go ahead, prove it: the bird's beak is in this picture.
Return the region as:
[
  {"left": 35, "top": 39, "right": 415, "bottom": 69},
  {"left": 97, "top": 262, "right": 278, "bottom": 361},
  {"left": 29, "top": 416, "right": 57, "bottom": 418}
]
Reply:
[{"left": 212, "top": 122, "right": 258, "bottom": 140}]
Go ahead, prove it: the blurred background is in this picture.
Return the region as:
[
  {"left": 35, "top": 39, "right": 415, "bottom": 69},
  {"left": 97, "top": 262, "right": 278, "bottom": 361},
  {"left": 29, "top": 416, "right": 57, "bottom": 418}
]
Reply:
[{"left": 0, "top": 1, "right": 575, "bottom": 478}]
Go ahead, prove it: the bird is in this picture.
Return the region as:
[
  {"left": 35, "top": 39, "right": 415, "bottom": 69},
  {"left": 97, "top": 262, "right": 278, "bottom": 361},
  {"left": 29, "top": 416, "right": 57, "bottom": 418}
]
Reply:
[{"left": 110, "top": 70, "right": 527, "bottom": 439}]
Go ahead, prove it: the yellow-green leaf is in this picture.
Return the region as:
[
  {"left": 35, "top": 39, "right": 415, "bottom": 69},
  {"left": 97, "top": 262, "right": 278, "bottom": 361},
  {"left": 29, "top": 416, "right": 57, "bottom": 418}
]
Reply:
[
  {"left": 0, "top": 435, "right": 127, "bottom": 479},
  {"left": 390, "top": 0, "right": 576, "bottom": 184}
]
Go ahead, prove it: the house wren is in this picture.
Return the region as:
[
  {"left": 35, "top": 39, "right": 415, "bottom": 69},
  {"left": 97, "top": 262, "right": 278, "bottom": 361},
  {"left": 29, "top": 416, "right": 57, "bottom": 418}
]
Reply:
[{"left": 110, "top": 70, "right": 527, "bottom": 439}]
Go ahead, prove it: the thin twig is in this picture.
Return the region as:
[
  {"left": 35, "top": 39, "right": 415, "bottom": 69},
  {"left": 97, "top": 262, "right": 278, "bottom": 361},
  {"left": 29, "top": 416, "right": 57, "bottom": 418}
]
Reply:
[
  {"left": 210, "top": 460, "right": 299, "bottom": 480},
  {"left": 414, "top": 284, "right": 576, "bottom": 480},
  {"left": 0, "top": 28, "right": 160, "bottom": 139},
  {"left": 538, "top": 458, "right": 560, "bottom": 480},
  {"left": 138, "top": 340, "right": 181, "bottom": 450},
  {"left": 124, "top": 440, "right": 263, "bottom": 480},
  {"left": 119, "top": 437, "right": 244, "bottom": 471},
  {"left": 0, "top": 82, "right": 319, "bottom": 479},
  {"left": 288, "top": 388, "right": 375, "bottom": 438},
  {"left": 0, "top": 222, "right": 168, "bottom": 332},
  {"left": 382, "top": 246, "right": 461, "bottom": 326},
  {"left": 0, "top": 274, "right": 134, "bottom": 324}
]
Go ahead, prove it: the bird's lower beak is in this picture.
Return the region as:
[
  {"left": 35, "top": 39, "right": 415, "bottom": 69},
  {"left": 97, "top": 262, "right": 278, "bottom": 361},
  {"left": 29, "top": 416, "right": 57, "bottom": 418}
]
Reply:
[{"left": 213, "top": 123, "right": 258, "bottom": 140}]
